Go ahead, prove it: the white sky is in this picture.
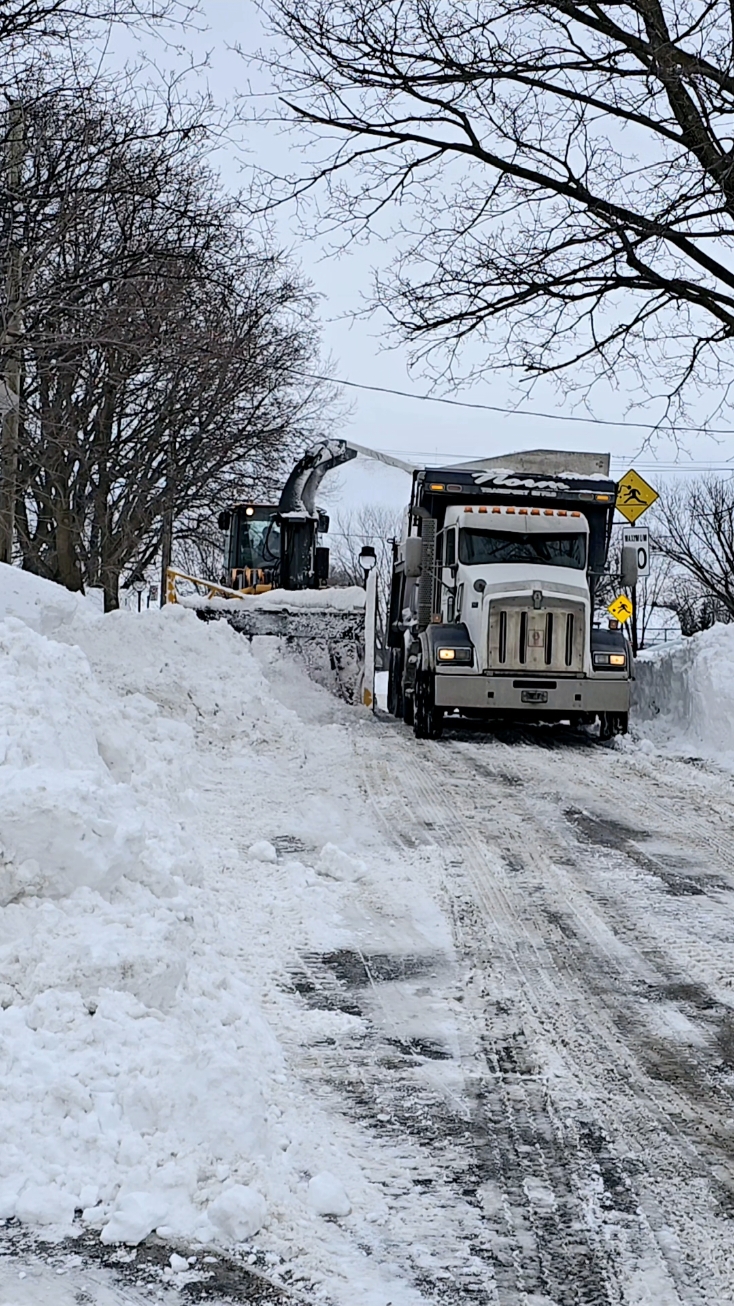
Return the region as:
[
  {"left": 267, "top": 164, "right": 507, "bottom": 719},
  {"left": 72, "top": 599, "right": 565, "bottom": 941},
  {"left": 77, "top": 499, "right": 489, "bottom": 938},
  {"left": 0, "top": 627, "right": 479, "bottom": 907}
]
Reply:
[{"left": 117, "top": 1, "right": 734, "bottom": 512}]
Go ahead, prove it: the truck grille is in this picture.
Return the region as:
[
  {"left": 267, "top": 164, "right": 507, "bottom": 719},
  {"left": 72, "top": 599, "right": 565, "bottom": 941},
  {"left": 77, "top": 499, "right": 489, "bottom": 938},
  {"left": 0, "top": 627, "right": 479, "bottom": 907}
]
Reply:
[{"left": 489, "top": 602, "right": 585, "bottom": 674}]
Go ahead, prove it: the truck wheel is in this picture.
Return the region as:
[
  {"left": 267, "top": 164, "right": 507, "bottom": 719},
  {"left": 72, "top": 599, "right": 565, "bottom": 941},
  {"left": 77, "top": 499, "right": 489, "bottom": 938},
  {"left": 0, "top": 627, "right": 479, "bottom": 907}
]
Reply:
[
  {"left": 599, "top": 712, "right": 628, "bottom": 741},
  {"left": 413, "top": 667, "right": 444, "bottom": 740},
  {"left": 402, "top": 691, "right": 414, "bottom": 726},
  {"left": 387, "top": 648, "right": 404, "bottom": 717}
]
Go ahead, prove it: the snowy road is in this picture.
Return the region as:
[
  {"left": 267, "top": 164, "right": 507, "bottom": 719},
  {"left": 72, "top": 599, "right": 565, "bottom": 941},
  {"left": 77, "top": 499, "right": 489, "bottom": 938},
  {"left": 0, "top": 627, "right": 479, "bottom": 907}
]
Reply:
[
  {"left": 2, "top": 586, "right": 734, "bottom": 1306},
  {"left": 349, "top": 714, "right": 734, "bottom": 1305}
]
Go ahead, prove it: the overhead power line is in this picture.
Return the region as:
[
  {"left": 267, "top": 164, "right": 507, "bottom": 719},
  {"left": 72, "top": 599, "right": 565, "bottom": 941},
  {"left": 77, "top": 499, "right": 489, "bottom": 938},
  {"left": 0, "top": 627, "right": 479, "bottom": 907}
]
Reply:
[{"left": 297, "top": 369, "right": 734, "bottom": 440}]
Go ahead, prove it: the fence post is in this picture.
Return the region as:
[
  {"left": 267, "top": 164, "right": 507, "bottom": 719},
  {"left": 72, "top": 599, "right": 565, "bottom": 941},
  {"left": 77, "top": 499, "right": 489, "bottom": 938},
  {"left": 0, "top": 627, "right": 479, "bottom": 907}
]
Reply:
[{"left": 362, "top": 567, "right": 377, "bottom": 709}]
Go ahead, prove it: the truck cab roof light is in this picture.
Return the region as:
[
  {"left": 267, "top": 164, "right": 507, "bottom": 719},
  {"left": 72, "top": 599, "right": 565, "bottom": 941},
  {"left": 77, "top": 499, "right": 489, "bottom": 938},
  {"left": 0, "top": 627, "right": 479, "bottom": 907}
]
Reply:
[
  {"left": 531, "top": 508, "right": 540, "bottom": 515},
  {"left": 519, "top": 508, "right": 528, "bottom": 515},
  {"left": 429, "top": 483, "right": 445, "bottom": 491},
  {"left": 464, "top": 506, "right": 473, "bottom": 512},
  {"left": 506, "top": 507, "right": 516, "bottom": 514},
  {"left": 544, "top": 509, "right": 554, "bottom": 516},
  {"left": 492, "top": 506, "right": 501, "bottom": 513},
  {"left": 557, "top": 510, "right": 567, "bottom": 517},
  {"left": 478, "top": 506, "right": 487, "bottom": 513},
  {"left": 571, "top": 511, "right": 581, "bottom": 517}
]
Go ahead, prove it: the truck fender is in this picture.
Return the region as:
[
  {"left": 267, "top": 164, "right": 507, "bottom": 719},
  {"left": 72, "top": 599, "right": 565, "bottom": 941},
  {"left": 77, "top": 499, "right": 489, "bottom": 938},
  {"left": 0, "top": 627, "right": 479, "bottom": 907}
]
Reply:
[{"left": 420, "top": 623, "right": 474, "bottom": 672}]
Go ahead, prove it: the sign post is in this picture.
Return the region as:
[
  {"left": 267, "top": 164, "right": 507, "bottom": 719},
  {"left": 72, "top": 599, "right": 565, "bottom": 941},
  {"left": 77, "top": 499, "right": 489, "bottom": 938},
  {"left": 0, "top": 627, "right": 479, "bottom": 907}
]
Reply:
[{"left": 615, "top": 469, "right": 659, "bottom": 654}]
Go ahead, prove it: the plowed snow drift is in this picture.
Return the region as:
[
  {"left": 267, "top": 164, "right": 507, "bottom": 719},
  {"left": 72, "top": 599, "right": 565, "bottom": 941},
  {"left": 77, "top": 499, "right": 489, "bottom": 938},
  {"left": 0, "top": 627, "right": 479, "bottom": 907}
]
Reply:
[{"left": 1, "top": 570, "right": 734, "bottom": 1306}]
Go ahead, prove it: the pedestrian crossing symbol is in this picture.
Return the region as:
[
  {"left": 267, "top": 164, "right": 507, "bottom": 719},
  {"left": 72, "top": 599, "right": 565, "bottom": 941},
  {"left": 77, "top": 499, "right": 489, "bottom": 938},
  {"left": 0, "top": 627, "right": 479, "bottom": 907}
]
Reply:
[
  {"left": 608, "top": 594, "right": 633, "bottom": 624},
  {"left": 616, "top": 469, "right": 659, "bottom": 524}
]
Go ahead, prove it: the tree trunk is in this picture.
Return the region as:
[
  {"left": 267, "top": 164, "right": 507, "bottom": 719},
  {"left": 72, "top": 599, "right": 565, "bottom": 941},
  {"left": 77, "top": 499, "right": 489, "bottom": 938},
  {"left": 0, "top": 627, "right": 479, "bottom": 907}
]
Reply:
[
  {"left": 102, "top": 565, "right": 120, "bottom": 612},
  {"left": 0, "top": 102, "right": 24, "bottom": 565}
]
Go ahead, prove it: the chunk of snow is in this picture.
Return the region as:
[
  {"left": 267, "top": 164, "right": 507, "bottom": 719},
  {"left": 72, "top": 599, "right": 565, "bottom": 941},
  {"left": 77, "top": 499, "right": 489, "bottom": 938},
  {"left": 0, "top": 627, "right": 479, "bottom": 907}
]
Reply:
[
  {"left": 14, "top": 1183, "right": 76, "bottom": 1228},
  {"left": 315, "top": 843, "right": 366, "bottom": 882},
  {"left": 207, "top": 1185, "right": 267, "bottom": 1241},
  {"left": 101, "top": 1192, "right": 169, "bottom": 1245},
  {"left": 248, "top": 839, "right": 278, "bottom": 864},
  {"left": 169, "top": 1253, "right": 189, "bottom": 1272},
  {"left": 307, "top": 1172, "right": 352, "bottom": 1217}
]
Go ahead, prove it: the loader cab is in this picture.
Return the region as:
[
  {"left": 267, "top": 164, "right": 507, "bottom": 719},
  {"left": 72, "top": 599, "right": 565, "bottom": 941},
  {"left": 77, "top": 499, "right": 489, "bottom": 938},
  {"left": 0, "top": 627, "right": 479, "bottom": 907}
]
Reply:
[{"left": 217, "top": 504, "right": 280, "bottom": 592}]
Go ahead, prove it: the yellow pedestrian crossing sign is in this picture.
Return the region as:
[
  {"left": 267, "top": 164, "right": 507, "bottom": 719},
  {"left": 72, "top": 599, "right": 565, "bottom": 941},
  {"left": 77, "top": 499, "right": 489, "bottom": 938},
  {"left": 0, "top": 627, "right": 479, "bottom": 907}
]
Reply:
[
  {"left": 608, "top": 594, "right": 633, "bottom": 624},
  {"left": 616, "top": 468, "right": 659, "bottom": 524}
]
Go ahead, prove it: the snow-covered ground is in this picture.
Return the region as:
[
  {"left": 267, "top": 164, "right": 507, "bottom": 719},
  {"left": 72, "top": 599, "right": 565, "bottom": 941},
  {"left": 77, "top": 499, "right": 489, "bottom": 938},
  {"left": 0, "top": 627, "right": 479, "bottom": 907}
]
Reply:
[
  {"left": 2, "top": 570, "right": 734, "bottom": 1306},
  {"left": 0, "top": 567, "right": 454, "bottom": 1305}
]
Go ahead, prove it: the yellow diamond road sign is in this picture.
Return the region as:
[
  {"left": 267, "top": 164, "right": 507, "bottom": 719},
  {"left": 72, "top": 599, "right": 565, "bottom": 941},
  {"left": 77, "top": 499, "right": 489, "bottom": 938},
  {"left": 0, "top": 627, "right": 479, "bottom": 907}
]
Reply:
[
  {"left": 616, "top": 468, "right": 659, "bottom": 524},
  {"left": 608, "top": 594, "right": 633, "bottom": 624}
]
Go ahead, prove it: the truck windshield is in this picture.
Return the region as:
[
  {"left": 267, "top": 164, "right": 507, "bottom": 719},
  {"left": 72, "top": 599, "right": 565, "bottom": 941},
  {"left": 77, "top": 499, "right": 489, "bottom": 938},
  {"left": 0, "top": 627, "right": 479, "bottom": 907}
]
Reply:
[{"left": 459, "top": 528, "right": 586, "bottom": 571}]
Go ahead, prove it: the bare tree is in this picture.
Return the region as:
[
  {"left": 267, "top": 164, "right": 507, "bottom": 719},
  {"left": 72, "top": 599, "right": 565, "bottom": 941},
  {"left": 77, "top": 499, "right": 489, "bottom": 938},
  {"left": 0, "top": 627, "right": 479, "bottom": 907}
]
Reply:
[
  {"left": 330, "top": 504, "right": 402, "bottom": 666},
  {"left": 596, "top": 533, "right": 676, "bottom": 649},
  {"left": 657, "top": 571, "right": 729, "bottom": 636},
  {"left": 6, "top": 85, "right": 336, "bottom": 608},
  {"left": 257, "top": 0, "right": 734, "bottom": 417},
  {"left": 653, "top": 477, "right": 734, "bottom": 625},
  {"left": 0, "top": 1, "right": 198, "bottom": 65}
]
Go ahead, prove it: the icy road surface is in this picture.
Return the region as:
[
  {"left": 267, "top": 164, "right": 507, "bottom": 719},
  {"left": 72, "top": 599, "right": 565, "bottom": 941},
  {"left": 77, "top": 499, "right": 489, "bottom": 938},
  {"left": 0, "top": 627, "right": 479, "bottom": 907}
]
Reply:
[{"left": 1, "top": 586, "right": 733, "bottom": 1305}]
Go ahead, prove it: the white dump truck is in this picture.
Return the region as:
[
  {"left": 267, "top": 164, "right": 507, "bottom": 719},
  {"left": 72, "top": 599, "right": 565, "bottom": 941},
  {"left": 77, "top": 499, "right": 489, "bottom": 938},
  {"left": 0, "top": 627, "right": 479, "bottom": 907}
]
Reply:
[{"left": 386, "top": 450, "right": 634, "bottom": 739}]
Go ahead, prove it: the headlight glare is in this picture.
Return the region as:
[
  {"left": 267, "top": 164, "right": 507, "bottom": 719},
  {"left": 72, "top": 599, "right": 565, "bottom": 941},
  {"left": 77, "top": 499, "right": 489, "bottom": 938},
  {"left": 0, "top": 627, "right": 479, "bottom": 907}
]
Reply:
[
  {"left": 593, "top": 651, "right": 626, "bottom": 669},
  {"left": 437, "top": 647, "right": 472, "bottom": 664}
]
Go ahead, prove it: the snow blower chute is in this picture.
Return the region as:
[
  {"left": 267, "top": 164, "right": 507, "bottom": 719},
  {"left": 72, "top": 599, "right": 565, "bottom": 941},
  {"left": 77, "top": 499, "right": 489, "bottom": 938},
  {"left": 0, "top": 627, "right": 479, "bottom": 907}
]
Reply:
[{"left": 166, "top": 441, "right": 372, "bottom": 703}]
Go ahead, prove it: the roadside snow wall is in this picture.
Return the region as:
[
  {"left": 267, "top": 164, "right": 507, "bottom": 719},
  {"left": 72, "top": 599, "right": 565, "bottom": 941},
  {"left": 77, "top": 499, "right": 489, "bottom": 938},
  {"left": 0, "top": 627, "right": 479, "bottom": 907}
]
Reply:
[
  {"left": 0, "top": 566, "right": 453, "bottom": 1304},
  {"left": 633, "top": 622, "right": 734, "bottom": 763}
]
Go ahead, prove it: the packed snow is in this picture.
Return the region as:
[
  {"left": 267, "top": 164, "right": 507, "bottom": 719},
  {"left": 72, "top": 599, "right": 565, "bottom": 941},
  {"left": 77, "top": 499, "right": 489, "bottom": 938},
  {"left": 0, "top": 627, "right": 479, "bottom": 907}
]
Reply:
[
  {"left": 180, "top": 585, "right": 366, "bottom": 613},
  {"left": 0, "top": 566, "right": 454, "bottom": 1305},
  {"left": 633, "top": 622, "right": 734, "bottom": 766}
]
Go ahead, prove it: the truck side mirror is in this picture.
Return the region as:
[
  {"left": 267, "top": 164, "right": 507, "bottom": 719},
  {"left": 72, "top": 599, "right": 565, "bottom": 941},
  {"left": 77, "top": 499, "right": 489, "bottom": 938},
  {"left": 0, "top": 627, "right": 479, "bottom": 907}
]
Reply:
[
  {"left": 403, "top": 537, "right": 423, "bottom": 577},
  {"left": 620, "top": 544, "right": 639, "bottom": 587},
  {"left": 217, "top": 510, "right": 231, "bottom": 532}
]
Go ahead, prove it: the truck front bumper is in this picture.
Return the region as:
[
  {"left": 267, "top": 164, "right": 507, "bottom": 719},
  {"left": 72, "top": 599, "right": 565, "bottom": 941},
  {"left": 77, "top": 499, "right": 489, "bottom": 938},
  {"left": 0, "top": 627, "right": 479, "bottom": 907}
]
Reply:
[{"left": 433, "top": 672, "right": 630, "bottom": 715}]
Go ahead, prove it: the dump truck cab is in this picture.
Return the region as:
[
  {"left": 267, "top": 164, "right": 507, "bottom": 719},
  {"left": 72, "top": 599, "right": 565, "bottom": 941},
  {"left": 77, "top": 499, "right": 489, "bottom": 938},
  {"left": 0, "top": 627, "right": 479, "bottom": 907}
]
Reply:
[{"left": 387, "top": 451, "right": 631, "bottom": 739}]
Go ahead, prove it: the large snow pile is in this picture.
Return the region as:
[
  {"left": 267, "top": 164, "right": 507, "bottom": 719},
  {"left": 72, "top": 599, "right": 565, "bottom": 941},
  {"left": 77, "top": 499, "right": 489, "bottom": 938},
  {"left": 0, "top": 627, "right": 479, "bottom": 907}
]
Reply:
[
  {"left": 633, "top": 622, "right": 734, "bottom": 763},
  {"left": 0, "top": 567, "right": 451, "bottom": 1304}
]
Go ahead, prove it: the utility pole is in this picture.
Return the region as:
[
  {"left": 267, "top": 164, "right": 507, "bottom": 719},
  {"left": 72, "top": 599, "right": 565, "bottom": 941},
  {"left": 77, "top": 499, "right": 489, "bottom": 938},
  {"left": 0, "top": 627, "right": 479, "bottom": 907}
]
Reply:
[
  {"left": 0, "top": 101, "right": 23, "bottom": 565},
  {"left": 160, "top": 507, "right": 173, "bottom": 605}
]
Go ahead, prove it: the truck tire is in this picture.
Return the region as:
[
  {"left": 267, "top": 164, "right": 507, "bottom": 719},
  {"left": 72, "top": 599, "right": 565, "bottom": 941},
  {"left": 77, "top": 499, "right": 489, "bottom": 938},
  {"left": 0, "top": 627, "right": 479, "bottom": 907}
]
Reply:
[
  {"left": 413, "top": 666, "right": 444, "bottom": 740},
  {"left": 387, "top": 647, "right": 404, "bottom": 718},
  {"left": 402, "top": 690, "right": 415, "bottom": 727},
  {"left": 599, "top": 711, "right": 628, "bottom": 740}
]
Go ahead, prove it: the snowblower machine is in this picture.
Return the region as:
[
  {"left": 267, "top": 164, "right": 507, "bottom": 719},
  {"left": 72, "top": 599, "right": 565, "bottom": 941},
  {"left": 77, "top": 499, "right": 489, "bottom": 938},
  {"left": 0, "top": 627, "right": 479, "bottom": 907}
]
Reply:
[{"left": 166, "top": 441, "right": 372, "bottom": 702}]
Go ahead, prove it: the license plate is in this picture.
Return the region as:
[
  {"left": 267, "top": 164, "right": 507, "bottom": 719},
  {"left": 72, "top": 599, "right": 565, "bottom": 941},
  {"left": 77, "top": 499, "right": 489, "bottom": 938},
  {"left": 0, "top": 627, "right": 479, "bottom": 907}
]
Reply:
[{"left": 521, "top": 689, "right": 548, "bottom": 704}]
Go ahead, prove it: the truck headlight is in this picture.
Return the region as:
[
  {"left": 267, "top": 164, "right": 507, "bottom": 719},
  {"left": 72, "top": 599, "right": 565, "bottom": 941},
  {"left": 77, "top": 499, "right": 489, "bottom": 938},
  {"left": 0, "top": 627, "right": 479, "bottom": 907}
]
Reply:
[
  {"left": 593, "top": 652, "right": 626, "bottom": 668},
  {"left": 437, "top": 647, "right": 472, "bottom": 664}
]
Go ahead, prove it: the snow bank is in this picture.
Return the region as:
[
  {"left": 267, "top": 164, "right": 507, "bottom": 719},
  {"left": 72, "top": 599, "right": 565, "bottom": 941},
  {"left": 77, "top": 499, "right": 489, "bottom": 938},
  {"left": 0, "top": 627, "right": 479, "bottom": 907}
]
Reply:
[
  {"left": 180, "top": 584, "right": 366, "bottom": 613},
  {"left": 0, "top": 566, "right": 451, "bottom": 1303},
  {"left": 633, "top": 622, "right": 734, "bottom": 763}
]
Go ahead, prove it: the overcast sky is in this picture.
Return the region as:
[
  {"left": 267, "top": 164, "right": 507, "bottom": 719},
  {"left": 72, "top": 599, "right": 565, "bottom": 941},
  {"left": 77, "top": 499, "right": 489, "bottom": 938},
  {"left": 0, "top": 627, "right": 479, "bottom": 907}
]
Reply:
[{"left": 118, "top": 1, "right": 734, "bottom": 512}]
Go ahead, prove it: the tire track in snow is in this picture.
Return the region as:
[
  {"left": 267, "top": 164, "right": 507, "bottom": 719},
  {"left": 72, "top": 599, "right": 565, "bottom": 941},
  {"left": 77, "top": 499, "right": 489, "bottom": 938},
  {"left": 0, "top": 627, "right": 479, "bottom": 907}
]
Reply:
[{"left": 356, "top": 717, "right": 734, "bottom": 1304}]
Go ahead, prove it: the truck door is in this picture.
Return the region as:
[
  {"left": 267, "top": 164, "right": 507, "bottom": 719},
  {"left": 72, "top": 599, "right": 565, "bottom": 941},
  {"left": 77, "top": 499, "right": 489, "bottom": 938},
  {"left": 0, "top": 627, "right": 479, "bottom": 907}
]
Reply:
[{"left": 442, "top": 527, "right": 457, "bottom": 622}]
